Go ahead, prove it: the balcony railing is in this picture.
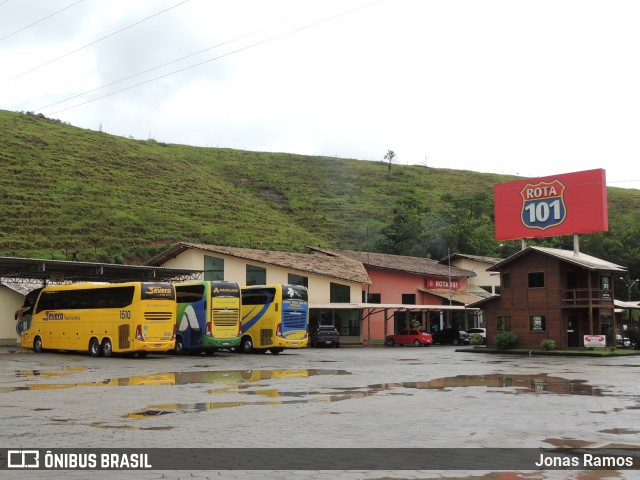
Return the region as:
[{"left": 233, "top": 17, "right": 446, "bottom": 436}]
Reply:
[{"left": 561, "top": 288, "right": 614, "bottom": 306}]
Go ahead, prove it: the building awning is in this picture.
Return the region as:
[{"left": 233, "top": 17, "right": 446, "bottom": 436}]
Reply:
[
  {"left": 419, "top": 288, "right": 488, "bottom": 306},
  {"left": 0, "top": 256, "right": 201, "bottom": 284},
  {"left": 614, "top": 299, "right": 640, "bottom": 312}
]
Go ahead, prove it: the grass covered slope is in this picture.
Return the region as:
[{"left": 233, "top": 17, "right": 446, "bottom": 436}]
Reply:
[{"left": 1, "top": 109, "right": 638, "bottom": 266}]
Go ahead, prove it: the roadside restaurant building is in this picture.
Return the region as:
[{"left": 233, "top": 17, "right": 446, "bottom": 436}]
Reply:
[{"left": 478, "top": 246, "right": 627, "bottom": 348}]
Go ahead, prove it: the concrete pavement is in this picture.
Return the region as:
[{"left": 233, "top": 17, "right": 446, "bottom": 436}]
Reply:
[{"left": 1, "top": 345, "right": 639, "bottom": 479}]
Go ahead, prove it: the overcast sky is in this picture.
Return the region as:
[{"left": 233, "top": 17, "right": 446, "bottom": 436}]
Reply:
[{"left": 2, "top": 0, "right": 639, "bottom": 189}]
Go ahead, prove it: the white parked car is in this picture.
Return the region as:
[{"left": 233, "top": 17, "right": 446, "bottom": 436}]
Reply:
[{"left": 467, "top": 328, "right": 487, "bottom": 344}]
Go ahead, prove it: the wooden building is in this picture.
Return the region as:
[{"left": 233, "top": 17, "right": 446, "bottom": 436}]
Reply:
[{"left": 480, "top": 246, "right": 626, "bottom": 348}]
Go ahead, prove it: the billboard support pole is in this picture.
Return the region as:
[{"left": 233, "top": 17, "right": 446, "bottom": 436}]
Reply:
[{"left": 573, "top": 234, "right": 580, "bottom": 255}]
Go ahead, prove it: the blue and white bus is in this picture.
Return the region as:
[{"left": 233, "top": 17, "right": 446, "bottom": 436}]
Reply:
[{"left": 239, "top": 284, "right": 308, "bottom": 354}]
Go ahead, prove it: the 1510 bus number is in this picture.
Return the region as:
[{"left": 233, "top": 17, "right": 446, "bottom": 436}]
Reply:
[{"left": 119, "top": 310, "right": 131, "bottom": 320}]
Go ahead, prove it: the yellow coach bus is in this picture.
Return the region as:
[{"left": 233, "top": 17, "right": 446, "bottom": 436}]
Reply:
[
  {"left": 19, "top": 282, "right": 176, "bottom": 357},
  {"left": 239, "top": 284, "right": 308, "bottom": 354}
]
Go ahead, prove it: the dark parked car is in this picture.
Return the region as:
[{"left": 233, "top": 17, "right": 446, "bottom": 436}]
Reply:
[
  {"left": 309, "top": 325, "right": 340, "bottom": 348},
  {"left": 385, "top": 329, "right": 433, "bottom": 347},
  {"left": 431, "top": 328, "right": 470, "bottom": 345}
]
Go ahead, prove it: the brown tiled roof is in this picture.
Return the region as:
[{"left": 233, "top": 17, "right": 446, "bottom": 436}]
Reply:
[
  {"left": 439, "top": 253, "right": 503, "bottom": 265},
  {"left": 488, "top": 247, "right": 626, "bottom": 273},
  {"left": 145, "top": 242, "right": 371, "bottom": 285},
  {"left": 306, "top": 247, "right": 474, "bottom": 278}
]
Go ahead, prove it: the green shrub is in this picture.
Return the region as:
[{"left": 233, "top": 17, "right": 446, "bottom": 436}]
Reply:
[
  {"left": 624, "top": 324, "right": 640, "bottom": 348},
  {"left": 470, "top": 333, "right": 484, "bottom": 346},
  {"left": 540, "top": 339, "right": 556, "bottom": 351},
  {"left": 494, "top": 331, "right": 517, "bottom": 349}
]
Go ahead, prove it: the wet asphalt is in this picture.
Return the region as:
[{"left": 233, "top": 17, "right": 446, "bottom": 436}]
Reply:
[{"left": 1, "top": 345, "right": 639, "bottom": 480}]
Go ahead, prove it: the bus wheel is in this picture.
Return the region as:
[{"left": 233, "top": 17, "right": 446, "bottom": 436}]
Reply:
[
  {"left": 137, "top": 352, "right": 148, "bottom": 358},
  {"left": 33, "top": 336, "right": 43, "bottom": 353},
  {"left": 89, "top": 338, "right": 101, "bottom": 357},
  {"left": 270, "top": 348, "right": 283, "bottom": 355},
  {"left": 102, "top": 339, "right": 113, "bottom": 358},
  {"left": 240, "top": 337, "right": 253, "bottom": 354},
  {"left": 174, "top": 337, "right": 185, "bottom": 355}
]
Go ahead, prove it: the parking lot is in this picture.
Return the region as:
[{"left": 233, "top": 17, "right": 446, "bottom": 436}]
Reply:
[{"left": 1, "top": 345, "right": 640, "bottom": 479}]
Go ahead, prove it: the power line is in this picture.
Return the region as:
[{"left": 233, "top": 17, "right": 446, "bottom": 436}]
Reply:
[
  {"left": 46, "top": 0, "right": 386, "bottom": 115},
  {"left": 35, "top": 28, "right": 264, "bottom": 112},
  {"left": 0, "top": 0, "right": 85, "bottom": 43},
  {"left": 4, "top": 0, "right": 190, "bottom": 84}
]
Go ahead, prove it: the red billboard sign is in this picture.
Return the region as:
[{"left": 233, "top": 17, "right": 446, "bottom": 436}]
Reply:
[{"left": 494, "top": 169, "right": 608, "bottom": 241}]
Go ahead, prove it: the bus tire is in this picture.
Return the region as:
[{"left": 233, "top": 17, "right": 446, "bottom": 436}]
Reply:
[
  {"left": 174, "top": 337, "right": 185, "bottom": 355},
  {"left": 89, "top": 338, "right": 101, "bottom": 357},
  {"left": 136, "top": 352, "right": 148, "bottom": 358},
  {"left": 102, "top": 338, "right": 113, "bottom": 358},
  {"left": 33, "top": 336, "right": 43, "bottom": 353},
  {"left": 240, "top": 337, "right": 253, "bottom": 354},
  {"left": 270, "top": 348, "right": 283, "bottom": 355}
]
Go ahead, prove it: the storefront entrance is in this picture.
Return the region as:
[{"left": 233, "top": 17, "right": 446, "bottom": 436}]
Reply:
[{"left": 567, "top": 315, "right": 580, "bottom": 347}]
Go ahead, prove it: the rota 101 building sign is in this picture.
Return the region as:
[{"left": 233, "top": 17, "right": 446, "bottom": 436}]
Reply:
[{"left": 493, "top": 169, "right": 608, "bottom": 241}]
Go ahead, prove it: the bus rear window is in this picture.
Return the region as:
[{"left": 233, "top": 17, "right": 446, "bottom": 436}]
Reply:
[
  {"left": 283, "top": 285, "right": 308, "bottom": 302},
  {"left": 141, "top": 283, "right": 176, "bottom": 300},
  {"left": 176, "top": 284, "right": 205, "bottom": 304},
  {"left": 242, "top": 288, "right": 276, "bottom": 305}
]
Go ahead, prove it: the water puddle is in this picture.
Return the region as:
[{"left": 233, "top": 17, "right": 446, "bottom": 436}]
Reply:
[
  {"left": 126, "top": 390, "right": 375, "bottom": 419},
  {"left": 600, "top": 428, "right": 640, "bottom": 435},
  {"left": 422, "top": 472, "right": 625, "bottom": 480},
  {"left": 1, "top": 368, "right": 351, "bottom": 392},
  {"left": 90, "top": 421, "right": 174, "bottom": 431},
  {"left": 544, "top": 438, "right": 596, "bottom": 448},
  {"left": 127, "top": 373, "right": 609, "bottom": 419},
  {"left": 370, "top": 374, "right": 608, "bottom": 396},
  {"left": 15, "top": 367, "right": 87, "bottom": 378}
]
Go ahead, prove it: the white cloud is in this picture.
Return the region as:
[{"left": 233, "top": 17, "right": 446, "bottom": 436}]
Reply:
[{"left": 0, "top": 0, "right": 639, "bottom": 188}]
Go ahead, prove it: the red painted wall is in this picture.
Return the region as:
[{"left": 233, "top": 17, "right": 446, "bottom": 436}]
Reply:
[{"left": 362, "top": 268, "right": 451, "bottom": 342}]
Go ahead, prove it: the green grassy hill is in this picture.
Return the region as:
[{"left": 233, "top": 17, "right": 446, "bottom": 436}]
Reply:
[{"left": 1, "top": 109, "right": 639, "bottom": 276}]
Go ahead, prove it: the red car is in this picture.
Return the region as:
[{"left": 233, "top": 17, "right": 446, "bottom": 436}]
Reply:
[{"left": 385, "top": 329, "right": 433, "bottom": 347}]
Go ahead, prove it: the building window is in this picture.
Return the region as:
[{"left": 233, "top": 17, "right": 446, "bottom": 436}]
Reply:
[
  {"left": 315, "top": 309, "right": 360, "bottom": 336},
  {"left": 529, "top": 315, "right": 546, "bottom": 332},
  {"left": 204, "top": 255, "right": 224, "bottom": 281},
  {"left": 246, "top": 264, "right": 266, "bottom": 286},
  {"left": 288, "top": 273, "right": 308, "bottom": 287},
  {"left": 330, "top": 282, "right": 351, "bottom": 303},
  {"left": 335, "top": 309, "right": 360, "bottom": 336},
  {"left": 363, "top": 292, "right": 381, "bottom": 303},
  {"left": 402, "top": 294, "right": 416, "bottom": 304},
  {"left": 502, "top": 273, "right": 511, "bottom": 289},
  {"left": 528, "top": 272, "right": 545, "bottom": 288},
  {"left": 496, "top": 316, "right": 511, "bottom": 332}
]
